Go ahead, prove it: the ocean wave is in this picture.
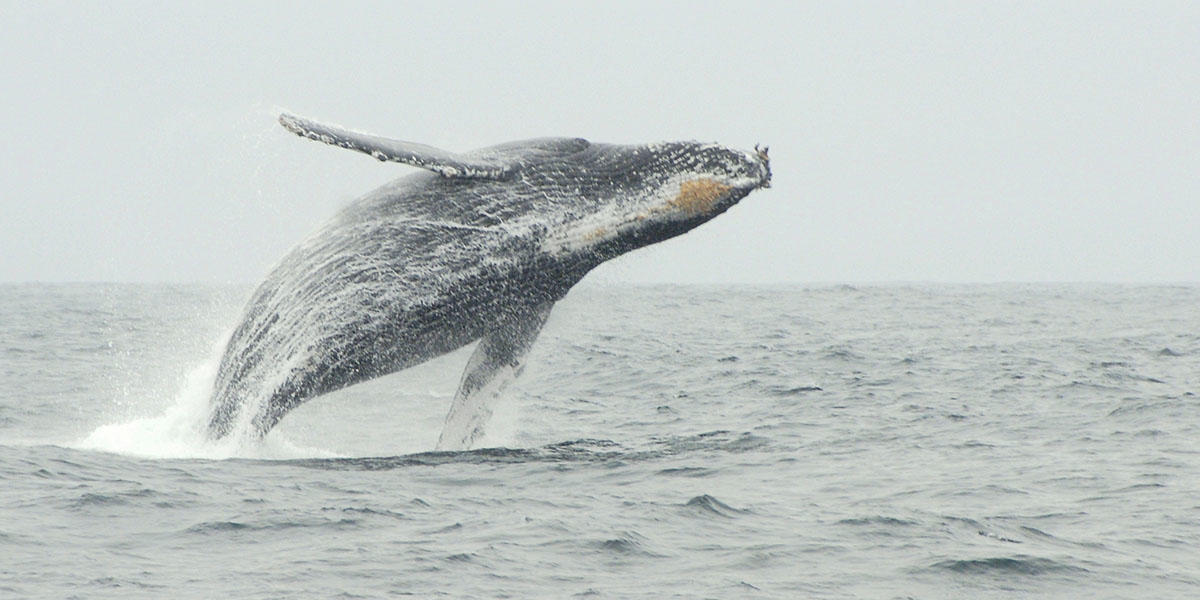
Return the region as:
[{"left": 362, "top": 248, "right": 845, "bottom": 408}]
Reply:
[
  {"left": 282, "top": 430, "right": 769, "bottom": 471},
  {"left": 683, "top": 494, "right": 748, "bottom": 518},
  {"left": 928, "top": 555, "right": 1087, "bottom": 577},
  {"left": 594, "top": 531, "right": 663, "bottom": 557},
  {"left": 837, "top": 515, "right": 920, "bottom": 528},
  {"left": 185, "top": 517, "right": 361, "bottom": 535}
]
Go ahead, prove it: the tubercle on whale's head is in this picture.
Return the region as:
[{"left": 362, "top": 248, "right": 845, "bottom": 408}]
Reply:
[{"left": 754, "top": 145, "right": 772, "bottom": 188}]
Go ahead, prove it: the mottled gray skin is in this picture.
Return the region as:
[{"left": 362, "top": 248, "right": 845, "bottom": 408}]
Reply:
[{"left": 207, "top": 114, "right": 771, "bottom": 448}]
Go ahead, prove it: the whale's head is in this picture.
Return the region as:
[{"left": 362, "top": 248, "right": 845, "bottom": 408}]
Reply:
[{"left": 541, "top": 140, "right": 772, "bottom": 260}]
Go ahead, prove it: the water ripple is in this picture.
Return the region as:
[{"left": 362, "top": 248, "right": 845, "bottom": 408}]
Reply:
[
  {"left": 928, "top": 555, "right": 1088, "bottom": 576},
  {"left": 683, "top": 494, "right": 748, "bottom": 518}
]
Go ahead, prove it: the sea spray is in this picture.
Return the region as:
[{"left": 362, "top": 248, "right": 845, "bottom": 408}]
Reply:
[{"left": 76, "top": 337, "right": 336, "bottom": 460}]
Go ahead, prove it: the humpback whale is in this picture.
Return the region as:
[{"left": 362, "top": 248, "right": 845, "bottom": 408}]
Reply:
[{"left": 206, "top": 113, "right": 772, "bottom": 449}]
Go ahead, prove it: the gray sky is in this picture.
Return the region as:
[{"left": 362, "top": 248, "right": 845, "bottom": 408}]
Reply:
[{"left": 2, "top": 1, "right": 1197, "bottom": 283}]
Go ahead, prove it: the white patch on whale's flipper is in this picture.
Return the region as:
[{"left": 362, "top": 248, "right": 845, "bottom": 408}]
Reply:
[
  {"left": 278, "top": 112, "right": 513, "bottom": 179},
  {"left": 435, "top": 303, "right": 553, "bottom": 450}
]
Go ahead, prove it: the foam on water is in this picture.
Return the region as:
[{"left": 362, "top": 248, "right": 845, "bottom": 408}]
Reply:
[
  {"left": 74, "top": 343, "right": 337, "bottom": 461},
  {"left": 69, "top": 334, "right": 506, "bottom": 460}
]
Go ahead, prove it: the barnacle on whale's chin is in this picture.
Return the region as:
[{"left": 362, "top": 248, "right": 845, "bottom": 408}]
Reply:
[{"left": 668, "top": 178, "right": 733, "bottom": 216}]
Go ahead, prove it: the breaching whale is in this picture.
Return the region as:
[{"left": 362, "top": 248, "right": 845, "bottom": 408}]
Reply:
[{"left": 206, "top": 113, "right": 772, "bottom": 449}]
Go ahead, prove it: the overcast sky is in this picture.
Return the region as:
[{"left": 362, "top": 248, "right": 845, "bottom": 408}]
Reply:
[{"left": 2, "top": 1, "right": 1197, "bottom": 283}]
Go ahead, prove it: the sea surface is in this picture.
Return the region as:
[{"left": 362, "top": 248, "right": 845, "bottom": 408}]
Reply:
[{"left": 1, "top": 283, "right": 1197, "bottom": 599}]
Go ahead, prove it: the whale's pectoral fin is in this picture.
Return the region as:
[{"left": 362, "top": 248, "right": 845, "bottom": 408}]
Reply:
[
  {"left": 435, "top": 303, "right": 553, "bottom": 451},
  {"left": 279, "top": 112, "right": 512, "bottom": 179}
]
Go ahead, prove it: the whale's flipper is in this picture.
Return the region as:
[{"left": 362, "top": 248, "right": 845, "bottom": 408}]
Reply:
[
  {"left": 279, "top": 112, "right": 513, "bottom": 179},
  {"left": 435, "top": 303, "right": 553, "bottom": 450}
]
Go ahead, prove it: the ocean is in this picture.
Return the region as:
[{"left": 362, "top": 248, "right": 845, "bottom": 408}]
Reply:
[{"left": 1, "top": 283, "right": 1197, "bottom": 599}]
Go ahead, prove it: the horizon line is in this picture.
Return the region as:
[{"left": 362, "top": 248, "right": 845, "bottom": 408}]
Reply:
[{"left": 3, "top": 279, "right": 1198, "bottom": 287}]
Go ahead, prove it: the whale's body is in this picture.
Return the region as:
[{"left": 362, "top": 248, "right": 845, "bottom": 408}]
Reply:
[{"left": 207, "top": 114, "right": 771, "bottom": 449}]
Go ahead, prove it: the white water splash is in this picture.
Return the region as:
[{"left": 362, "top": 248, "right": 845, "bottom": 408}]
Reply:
[{"left": 75, "top": 342, "right": 337, "bottom": 460}]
